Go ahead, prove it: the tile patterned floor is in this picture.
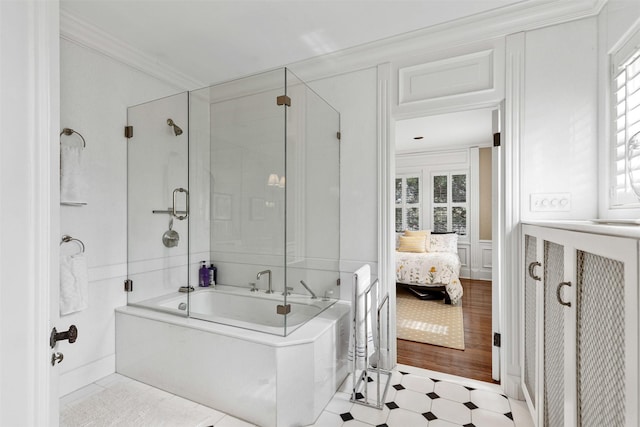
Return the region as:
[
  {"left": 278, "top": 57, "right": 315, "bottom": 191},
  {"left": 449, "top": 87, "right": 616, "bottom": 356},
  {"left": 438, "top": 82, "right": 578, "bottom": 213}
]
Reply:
[{"left": 60, "top": 365, "right": 533, "bottom": 427}]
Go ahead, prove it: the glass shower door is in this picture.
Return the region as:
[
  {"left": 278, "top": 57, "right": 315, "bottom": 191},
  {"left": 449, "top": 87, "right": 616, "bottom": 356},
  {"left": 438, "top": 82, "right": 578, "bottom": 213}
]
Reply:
[{"left": 126, "top": 92, "right": 190, "bottom": 313}]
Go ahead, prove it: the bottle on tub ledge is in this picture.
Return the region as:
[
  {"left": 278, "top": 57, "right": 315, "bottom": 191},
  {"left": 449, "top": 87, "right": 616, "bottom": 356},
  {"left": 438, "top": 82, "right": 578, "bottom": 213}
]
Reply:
[
  {"left": 208, "top": 262, "right": 217, "bottom": 287},
  {"left": 198, "top": 261, "right": 210, "bottom": 287}
]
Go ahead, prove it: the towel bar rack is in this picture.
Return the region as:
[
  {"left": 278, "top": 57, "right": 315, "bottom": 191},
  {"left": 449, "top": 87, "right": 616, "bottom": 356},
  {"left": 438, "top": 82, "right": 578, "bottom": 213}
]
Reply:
[
  {"left": 60, "top": 235, "right": 85, "bottom": 253},
  {"left": 60, "top": 128, "right": 86, "bottom": 148}
]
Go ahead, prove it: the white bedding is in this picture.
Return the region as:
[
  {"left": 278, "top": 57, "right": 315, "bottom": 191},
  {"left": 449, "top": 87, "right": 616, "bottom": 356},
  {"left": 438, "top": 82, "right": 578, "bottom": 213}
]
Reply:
[{"left": 395, "top": 251, "right": 463, "bottom": 304}]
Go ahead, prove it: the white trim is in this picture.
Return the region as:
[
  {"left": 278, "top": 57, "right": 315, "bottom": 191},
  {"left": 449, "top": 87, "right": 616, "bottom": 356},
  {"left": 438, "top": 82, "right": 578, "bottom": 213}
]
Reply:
[
  {"left": 377, "top": 63, "right": 395, "bottom": 368},
  {"left": 60, "top": 10, "right": 205, "bottom": 91},
  {"left": 503, "top": 32, "right": 525, "bottom": 399}
]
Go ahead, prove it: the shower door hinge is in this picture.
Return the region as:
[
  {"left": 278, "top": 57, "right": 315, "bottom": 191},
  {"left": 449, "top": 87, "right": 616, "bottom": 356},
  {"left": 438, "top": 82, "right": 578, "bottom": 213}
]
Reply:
[
  {"left": 124, "top": 126, "right": 133, "bottom": 139},
  {"left": 493, "top": 332, "right": 501, "bottom": 347},
  {"left": 493, "top": 132, "right": 501, "bottom": 147},
  {"left": 124, "top": 279, "right": 133, "bottom": 292},
  {"left": 276, "top": 95, "right": 291, "bottom": 107},
  {"left": 336, "top": 131, "right": 341, "bottom": 140},
  {"left": 277, "top": 304, "right": 291, "bottom": 315},
  {"left": 337, "top": 278, "right": 341, "bottom": 286}
]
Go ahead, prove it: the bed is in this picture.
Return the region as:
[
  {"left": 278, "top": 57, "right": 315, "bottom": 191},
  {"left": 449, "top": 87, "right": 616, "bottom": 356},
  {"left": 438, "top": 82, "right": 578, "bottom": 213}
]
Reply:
[{"left": 395, "top": 232, "right": 463, "bottom": 305}]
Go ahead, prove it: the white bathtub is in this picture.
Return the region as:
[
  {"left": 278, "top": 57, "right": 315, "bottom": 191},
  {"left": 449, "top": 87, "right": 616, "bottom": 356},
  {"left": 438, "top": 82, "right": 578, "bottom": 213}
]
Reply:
[
  {"left": 115, "top": 288, "right": 350, "bottom": 427},
  {"left": 154, "top": 286, "right": 333, "bottom": 335}
]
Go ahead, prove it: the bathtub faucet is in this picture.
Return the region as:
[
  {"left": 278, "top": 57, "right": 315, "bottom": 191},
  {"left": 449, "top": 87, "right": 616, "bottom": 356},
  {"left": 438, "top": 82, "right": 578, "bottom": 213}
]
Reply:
[
  {"left": 257, "top": 270, "right": 273, "bottom": 294},
  {"left": 300, "top": 280, "right": 317, "bottom": 299}
]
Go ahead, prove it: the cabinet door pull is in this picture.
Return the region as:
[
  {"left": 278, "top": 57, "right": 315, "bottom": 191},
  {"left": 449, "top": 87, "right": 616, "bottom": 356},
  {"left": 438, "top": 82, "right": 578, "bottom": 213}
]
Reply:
[
  {"left": 556, "top": 281, "right": 572, "bottom": 307},
  {"left": 528, "top": 261, "right": 541, "bottom": 281}
]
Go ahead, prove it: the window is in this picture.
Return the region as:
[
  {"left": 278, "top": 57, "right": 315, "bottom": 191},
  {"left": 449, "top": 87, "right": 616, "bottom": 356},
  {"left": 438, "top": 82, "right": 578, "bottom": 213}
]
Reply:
[
  {"left": 432, "top": 172, "right": 467, "bottom": 235},
  {"left": 395, "top": 175, "right": 421, "bottom": 232},
  {"left": 611, "top": 28, "right": 640, "bottom": 207}
]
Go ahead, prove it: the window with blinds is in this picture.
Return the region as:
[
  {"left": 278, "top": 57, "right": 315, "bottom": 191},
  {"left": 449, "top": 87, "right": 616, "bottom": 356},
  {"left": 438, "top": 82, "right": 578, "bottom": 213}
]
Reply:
[
  {"left": 611, "top": 28, "right": 640, "bottom": 207},
  {"left": 395, "top": 175, "right": 421, "bottom": 232},
  {"left": 432, "top": 172, "right": 468, "bottom": 235}
]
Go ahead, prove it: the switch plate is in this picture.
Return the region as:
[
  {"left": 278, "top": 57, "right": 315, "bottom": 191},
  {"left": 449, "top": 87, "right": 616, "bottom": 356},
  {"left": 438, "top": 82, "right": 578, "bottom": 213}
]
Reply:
[{"left": 530, "top": 193, "right": 571, "bottom": 212}]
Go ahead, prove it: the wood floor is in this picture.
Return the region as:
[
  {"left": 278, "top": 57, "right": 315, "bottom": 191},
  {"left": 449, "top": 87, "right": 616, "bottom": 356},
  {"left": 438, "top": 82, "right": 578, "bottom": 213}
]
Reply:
[{"left": 397, "top": 279, "right": 496, "bottom": 383}]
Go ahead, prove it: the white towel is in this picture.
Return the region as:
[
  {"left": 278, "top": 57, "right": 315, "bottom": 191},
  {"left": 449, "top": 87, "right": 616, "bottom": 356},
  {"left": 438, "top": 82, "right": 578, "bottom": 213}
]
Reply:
[
  {"left": 60, "top": 145, "right": 86, "bottom": 205},
  {"left": 348, "top": 264, "right": 375, "bottom": 370},
  {"left": 60, "top": 253, "right": 89, "bottom": 315}
]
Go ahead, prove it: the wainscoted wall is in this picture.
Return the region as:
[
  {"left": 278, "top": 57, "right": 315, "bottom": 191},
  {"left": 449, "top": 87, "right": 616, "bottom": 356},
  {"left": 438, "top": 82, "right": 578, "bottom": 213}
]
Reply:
[{"left": 59, "top": 38, "right": 181, "bottom": 396}]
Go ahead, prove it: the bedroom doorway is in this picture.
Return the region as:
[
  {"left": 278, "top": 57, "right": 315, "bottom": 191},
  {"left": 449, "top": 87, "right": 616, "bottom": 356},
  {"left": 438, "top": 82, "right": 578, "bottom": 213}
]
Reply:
[{"left": 392, "top": 106, "right": 502, "bottom": 384}]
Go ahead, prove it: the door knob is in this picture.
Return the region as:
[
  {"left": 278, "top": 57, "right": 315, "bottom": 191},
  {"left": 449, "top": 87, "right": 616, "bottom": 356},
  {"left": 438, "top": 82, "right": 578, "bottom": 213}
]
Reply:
[
  {"left": 50, "top": 325, "right": 78, "bottom": 348},
  {"left": 51, "top": 352, "right": 64, "bottom": 366}
]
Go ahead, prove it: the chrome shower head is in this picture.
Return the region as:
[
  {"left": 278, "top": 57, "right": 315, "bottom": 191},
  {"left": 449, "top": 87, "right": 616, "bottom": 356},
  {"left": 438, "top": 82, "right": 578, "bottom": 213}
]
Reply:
[{"left": 167, "top": 118, "right": 183, "bottom": 136}]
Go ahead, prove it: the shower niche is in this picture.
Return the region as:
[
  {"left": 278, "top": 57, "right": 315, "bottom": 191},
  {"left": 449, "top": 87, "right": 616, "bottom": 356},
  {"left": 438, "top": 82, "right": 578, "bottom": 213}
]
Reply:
[{"left": 125, "top": 68, "right": 341, "bottom": 336}]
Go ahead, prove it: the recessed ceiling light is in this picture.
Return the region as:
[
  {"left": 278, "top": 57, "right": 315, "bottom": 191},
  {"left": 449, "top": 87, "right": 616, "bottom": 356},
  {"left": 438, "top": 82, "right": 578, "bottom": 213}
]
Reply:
[{"left": 413, "top": 136, "right": 424, "bottom": 140}]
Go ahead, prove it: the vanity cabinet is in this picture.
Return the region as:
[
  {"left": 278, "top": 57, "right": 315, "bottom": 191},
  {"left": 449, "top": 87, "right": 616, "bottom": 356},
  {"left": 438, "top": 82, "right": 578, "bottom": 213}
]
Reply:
[{"left": 522, "top": 223, "right": 638, "bottom": 427}]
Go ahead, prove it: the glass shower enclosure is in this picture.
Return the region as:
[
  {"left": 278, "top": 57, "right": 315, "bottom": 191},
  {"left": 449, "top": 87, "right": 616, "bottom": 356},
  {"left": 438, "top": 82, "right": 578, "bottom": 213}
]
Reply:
[{"left": 126, "top": 68, "right": 340, "bottom": 336}]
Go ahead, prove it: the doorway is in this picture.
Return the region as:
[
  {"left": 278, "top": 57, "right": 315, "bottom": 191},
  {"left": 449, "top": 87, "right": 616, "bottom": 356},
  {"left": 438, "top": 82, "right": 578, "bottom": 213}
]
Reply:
[{"left": 392, "top": 107, "right": 501, "bottom": 384}]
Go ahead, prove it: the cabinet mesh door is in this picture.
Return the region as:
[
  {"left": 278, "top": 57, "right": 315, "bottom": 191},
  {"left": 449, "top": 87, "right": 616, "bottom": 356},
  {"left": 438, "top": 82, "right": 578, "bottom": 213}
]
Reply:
[
  {"left": 577, "top": 251, "right": 625, "bottom": 427},
  {"left": 524, "top": 235, "right": 537, "bottom": 406},
  {"left": 544, "top": 241, "right": 564, "bottom": 427}
]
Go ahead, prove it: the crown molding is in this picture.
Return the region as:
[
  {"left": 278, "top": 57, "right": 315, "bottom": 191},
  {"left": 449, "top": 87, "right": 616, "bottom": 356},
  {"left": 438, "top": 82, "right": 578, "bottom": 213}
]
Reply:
[
  {"left": 60, "top": 0, "right": 605, "bottom": 90},
  {"left": 60, "top": 10, "right": 205, "bottom": 91},
  {"left": 288, "top": 0, "right": 607, "bottom": 83}
]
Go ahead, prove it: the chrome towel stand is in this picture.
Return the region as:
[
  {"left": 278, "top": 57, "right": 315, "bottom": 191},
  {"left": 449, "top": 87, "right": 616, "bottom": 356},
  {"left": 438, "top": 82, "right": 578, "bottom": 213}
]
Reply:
[
  {"left": 350, "top": 277, "right": 392, "bottom": 409},
  {"left": 60, "top": 235, "right": 85, "bottom": 254}
]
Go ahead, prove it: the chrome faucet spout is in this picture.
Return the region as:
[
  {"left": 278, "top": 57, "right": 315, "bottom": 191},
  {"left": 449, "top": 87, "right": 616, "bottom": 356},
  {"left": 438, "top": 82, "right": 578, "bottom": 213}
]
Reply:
[
  {"left": 300, "top": 280, "right": 317, "bottom": 299},
  {"left": 257, "top": 270, "right": 273, "bottom": 294}
]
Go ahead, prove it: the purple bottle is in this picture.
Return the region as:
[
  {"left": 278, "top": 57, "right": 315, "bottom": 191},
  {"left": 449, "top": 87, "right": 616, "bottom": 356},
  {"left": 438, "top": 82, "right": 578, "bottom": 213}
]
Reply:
[{"left": 199, "top": 261, "right": 210, "bottom": 287}]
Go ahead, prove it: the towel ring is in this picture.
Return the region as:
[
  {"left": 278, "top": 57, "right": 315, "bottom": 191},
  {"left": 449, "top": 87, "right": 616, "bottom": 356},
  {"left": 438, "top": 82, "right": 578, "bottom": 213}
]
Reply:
[
  {"left": 60, "top": 128, "right": 86, "bottom": 148},
  {"left": 60, "top": 235, "right": 85, "bottom": 253}
]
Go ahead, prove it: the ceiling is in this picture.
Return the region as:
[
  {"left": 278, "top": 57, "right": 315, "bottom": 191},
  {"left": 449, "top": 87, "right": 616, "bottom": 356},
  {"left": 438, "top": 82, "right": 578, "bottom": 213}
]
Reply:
[
  {"left": 395, "top": 109, "right": 494, "bottom": 153},
  {"left": 60, "top": 0, "right": 528, "bottom": 86}
]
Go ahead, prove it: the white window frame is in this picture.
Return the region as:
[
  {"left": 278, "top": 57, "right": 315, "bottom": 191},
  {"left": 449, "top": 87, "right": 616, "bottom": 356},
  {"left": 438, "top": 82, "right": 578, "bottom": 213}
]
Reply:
[
  {"left": 395, "top": 174, "right": 422, "bottom": 232},
  {"left": 431, "top": 171, "right": 469, "bottom": 238},
  {"left": 610, "top": 26, "right": 640, "bottom": 208}
]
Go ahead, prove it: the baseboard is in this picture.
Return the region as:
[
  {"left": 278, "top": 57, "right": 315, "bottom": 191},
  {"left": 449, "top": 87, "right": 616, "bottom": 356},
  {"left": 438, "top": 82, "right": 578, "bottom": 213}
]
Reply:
[
  {"left": 503, "top": 372, "right": 523, "bottom": 400},
  {"left": 59, "top": 354, "right": 115, "bottom": 397}
]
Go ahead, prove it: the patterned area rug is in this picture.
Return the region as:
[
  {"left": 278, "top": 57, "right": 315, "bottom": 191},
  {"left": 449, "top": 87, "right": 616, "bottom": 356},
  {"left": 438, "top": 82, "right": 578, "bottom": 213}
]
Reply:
[{"left": 396, "top": 288, "right": 465, "bottom": 350}]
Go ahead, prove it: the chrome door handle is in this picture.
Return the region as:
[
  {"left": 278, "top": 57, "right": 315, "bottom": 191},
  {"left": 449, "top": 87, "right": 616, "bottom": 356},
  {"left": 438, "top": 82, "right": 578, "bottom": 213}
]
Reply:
[
  {"left": 172, "top": 188, "right": 189, "bottom": 220},
  {"left": 528, "top": 261, "right": 541, "bottom": 281},
  {"left": 556, "top": 281, "right": 572, "bottom": 307}
]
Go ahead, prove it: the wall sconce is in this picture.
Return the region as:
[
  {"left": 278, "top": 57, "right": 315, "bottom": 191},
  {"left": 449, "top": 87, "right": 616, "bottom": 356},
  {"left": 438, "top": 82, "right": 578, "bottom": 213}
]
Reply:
[{"left": 268, "top": 173, "right": 279, "bottom": 186}]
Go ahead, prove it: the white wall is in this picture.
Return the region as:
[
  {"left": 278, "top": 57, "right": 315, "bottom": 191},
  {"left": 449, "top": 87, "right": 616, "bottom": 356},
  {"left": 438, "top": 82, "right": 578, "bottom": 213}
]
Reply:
[
  {"left": 598, "top": 0, "right": 640, "bottom": 219},
  {"left": 520, "top": 17, "right": 599, "bottom": 220},
  {"left": 59, "top": 39, "right": 181, "bottom": 395}
]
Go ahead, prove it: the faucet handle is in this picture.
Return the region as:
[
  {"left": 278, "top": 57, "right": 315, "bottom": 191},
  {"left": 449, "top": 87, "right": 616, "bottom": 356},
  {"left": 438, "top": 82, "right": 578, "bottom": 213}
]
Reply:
[
  {"left": 323, "top": 290, "right": 334, "bottom": 301},
  {"left": 282, "top": 286, "right": 293, "bottom": 296},
  {"left": 249, "top": 282, "right": 259, "bottom": 292}
]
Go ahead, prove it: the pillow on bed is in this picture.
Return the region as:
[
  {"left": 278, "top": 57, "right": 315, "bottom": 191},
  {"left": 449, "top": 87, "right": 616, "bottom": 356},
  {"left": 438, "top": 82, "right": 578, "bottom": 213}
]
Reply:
[
  {"left": 403, "top": 229, "right": 431, "bottom": 251},
  {"left": 397, "top": 235, "right": 427, "bottom": 253},
  {"left": 430, "top": 233, "right": 459, "bottom": 253}
]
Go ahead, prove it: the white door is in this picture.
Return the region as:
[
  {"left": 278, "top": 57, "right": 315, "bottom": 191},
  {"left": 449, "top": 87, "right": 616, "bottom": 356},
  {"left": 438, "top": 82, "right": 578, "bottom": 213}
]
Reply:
[{"left": 491, "top": 103, "right": 504, "bottom": 382}]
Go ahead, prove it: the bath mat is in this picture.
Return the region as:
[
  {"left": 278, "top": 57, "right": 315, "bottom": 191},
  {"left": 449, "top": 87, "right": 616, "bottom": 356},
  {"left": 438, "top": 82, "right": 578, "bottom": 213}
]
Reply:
[
  {"left": 60, "top": 380, "right": 220, "bottom": 427},
  {"left": 396, "top": 289, "right": 465, "bottom": 350}
]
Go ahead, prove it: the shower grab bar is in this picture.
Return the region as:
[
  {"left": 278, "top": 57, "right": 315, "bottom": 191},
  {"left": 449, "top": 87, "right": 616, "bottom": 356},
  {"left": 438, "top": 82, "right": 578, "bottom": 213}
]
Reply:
[{"left": 172, "top": 188, "right": 189, "bottom": 220}]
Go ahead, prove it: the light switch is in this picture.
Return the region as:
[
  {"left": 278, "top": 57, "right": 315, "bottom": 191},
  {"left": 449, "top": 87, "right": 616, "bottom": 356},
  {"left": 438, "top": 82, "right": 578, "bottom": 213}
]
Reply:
[{"left": 530, "top": 193, "right": 571, "bottom": 212}]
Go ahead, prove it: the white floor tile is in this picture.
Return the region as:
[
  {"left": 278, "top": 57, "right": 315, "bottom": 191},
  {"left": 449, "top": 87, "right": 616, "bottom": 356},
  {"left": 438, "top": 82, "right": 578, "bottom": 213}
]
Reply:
[
  {"left": 471, "top": 408, "right": 514, "bottom": 427},
  {"left": 386, "top": 408, "right": 429, "bottom": 427},
  {"left": 308, "top": 411, "right": 344, "bottom": 427},
  {"left": 325, "top": 391, "right": 354, "bottom": 414},
  {"left": 469, "top": 389, "right": 511, "bottom": 413},
  {"left": 509, "top": 398, "right": 535, "bottom": 427},
  {"left": 342, "top": 420, "right": 375, "bottom": 427},
  {"left": 430, "top": 398, "right": 472, "bottom": 425},
  {"left": 428, "top": 419, "right": 462, "bottom": 427},
  {"left": 59, "top": 383, "right": 105, "bottom": 408},
  {"left": 94, "top": 372, "right": 131, "bottom": 388},
  {"left": 400, "top": 373, "right": 435, "bottom": 393},
  {"left": 214, "top": 414, "right": 258, "bottom": 427},
  {"left": 434, "top": 381, "right": 470, "bottom": 403},
  {"left": 350, "top": 402, "right": 390, "bottom": 425},
  {"left": 393, "top": 389, "right": 431, "bottom": 413}
]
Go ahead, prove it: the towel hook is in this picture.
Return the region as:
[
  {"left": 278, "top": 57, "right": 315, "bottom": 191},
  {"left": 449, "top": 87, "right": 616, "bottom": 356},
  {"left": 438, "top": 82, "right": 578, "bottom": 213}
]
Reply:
[
  {"left": 60, "top": 128, "right": 86, "bottom": 148},
  {"left": 60, "top": 235, "right": 85, "bottom": 253}
]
